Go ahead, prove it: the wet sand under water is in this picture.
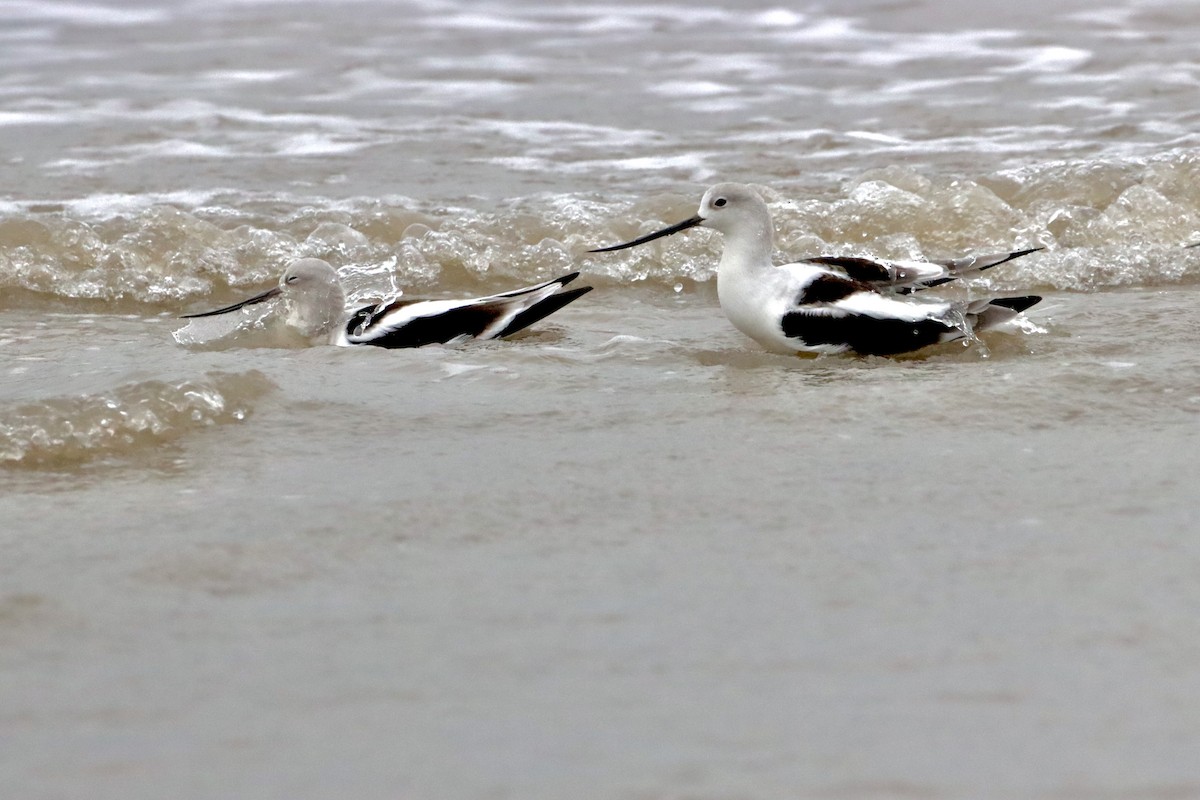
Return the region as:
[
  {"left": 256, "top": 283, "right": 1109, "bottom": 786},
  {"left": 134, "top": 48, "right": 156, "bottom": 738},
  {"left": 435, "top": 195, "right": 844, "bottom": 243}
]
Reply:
[{"left": 4, "top": 287, "right": 1200, "bottom": 798}]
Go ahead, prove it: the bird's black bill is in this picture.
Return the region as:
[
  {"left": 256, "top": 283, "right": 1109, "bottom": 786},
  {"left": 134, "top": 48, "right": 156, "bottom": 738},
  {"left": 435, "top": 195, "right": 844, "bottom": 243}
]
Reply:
[
  {"left": 589, "top": 215, "right": 704, "bottom": 253},
  {"left": 180, "top": 286, "right": 282, "bottom": 318}
]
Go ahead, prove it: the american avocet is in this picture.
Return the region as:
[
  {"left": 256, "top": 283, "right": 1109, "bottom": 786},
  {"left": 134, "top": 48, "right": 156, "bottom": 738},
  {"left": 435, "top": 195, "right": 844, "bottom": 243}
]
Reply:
[
  {"left": 182, "top": 258, "right": 592, "bottom": 348},
  {"left": 590, "top": 183, "right": 1042, "bottom": 356}
]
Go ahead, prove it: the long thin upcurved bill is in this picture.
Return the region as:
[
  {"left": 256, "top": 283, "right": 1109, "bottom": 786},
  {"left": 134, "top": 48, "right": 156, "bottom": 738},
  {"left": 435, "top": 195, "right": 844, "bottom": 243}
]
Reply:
[
  {"left": 589, "top": 215, "right": 705, "bottom": 253},
  {"left": 181, "top": 286, "right": 282, "bottom": 318}
]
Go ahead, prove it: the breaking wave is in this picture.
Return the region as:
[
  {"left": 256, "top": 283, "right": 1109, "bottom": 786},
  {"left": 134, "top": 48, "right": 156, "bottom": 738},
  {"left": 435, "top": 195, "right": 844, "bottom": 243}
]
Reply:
[
  {"left": 0, "top": 370, "right": 274, "bottom": 469},
  {"left": 1, "top": 152, "right": 1199, "bottom": 311}
]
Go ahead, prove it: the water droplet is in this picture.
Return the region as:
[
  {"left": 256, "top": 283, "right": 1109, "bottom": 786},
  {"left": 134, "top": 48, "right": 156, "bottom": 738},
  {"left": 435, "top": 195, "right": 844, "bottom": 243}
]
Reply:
[{"left": 673, "top": 282, "right": 683, "bottom": 294}]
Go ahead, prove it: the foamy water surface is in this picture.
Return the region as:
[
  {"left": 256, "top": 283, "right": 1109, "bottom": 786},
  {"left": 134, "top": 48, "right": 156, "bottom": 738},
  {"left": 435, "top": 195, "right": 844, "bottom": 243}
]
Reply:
[{"left": 5, "top": 1, "right": 1200, "bottom": 798}]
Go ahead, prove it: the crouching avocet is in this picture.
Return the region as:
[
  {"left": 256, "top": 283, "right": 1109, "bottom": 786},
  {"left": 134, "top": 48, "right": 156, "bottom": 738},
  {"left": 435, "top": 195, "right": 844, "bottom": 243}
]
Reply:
[
  {"left": 590, "top": 183, "right": 1043, "bottom": 357},
  {"left": 182, "top": 258, "right": 592, "bottom": 348}
]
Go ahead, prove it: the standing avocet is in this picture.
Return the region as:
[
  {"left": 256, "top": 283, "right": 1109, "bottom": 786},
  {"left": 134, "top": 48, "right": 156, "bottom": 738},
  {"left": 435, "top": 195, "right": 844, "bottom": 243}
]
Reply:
[
  {"left": 182, "top": 258, "right": 592, "bottom": 348},
  {"left": 590, "top": 183, "right": 1042, "bottom": 356}
]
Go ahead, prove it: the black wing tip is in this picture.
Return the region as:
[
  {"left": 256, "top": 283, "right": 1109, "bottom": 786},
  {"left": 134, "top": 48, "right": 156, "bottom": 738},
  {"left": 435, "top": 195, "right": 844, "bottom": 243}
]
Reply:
[
  {"left": 495, "top": 285, "right": 593, "bottom": 338},
  {"left": 912, "top": 247, "right": 1045, "bottom": 290},
  {"left": 999, "top": 246, "right": 1045, "bottom": 263},
  {"left": 554, "top": 285, "right": 593, "bottom": 303},
  {"left": 974, "top": 247, "right": 1045, "bottom": 273},
  {"left": 557, "top": 271, "right": 581, "bottom": 286},
  {"left": 988, "top": 295, "right": 1042, "bottom": 313}
]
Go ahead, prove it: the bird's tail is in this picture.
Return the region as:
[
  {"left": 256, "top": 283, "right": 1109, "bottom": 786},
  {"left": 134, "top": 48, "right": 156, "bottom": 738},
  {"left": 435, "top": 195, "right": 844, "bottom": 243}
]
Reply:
[
  {"left": 491, "top": 272, "right": 581, "bottom": 299},
  {"left": 496, "top": 286, "right": 593, "bottom": 338},
  {"left": 920, "top": 248, "right": 1043, "bottom": 289},
  {"left": 966, "top": 295, "right": 1042, "bottom": 331}
]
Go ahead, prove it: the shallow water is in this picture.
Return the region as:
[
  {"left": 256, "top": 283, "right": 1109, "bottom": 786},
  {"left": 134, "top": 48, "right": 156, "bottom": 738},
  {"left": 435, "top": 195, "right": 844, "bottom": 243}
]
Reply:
[{"left": 4, "top": 0, "right": 1200, "bottom": 797}]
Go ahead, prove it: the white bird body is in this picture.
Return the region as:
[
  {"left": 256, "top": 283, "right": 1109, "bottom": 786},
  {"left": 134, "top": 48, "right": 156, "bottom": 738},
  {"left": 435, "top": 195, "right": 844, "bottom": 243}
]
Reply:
[{"left": 592, "top": 183, "right": 1041, "bottom": 357}]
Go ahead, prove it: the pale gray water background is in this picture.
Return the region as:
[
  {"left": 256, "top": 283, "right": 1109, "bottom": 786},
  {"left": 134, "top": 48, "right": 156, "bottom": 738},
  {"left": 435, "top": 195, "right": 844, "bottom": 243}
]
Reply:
[{"left": 4, "top": 0, "right": 1200, "bottom": 797}]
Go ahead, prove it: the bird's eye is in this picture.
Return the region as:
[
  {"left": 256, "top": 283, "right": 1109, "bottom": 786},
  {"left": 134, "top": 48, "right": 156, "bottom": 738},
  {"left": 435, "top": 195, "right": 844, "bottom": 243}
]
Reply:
[
  {"left": 286, "top": 275, "right": 299, "bottom": 284},
  {"left": 713, "top": 197, "right": 728, "bottom": 208}
]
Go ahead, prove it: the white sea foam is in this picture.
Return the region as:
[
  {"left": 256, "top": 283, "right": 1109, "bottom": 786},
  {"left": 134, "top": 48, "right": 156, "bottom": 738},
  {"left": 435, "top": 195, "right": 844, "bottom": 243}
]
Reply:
[
  {"left": 0, "top": 0, "right": 168, "bottom": 26},
  {"left": 537, "top": 4, "right": 731, "bottom": 28},
  {"left": 417, "top": 54, "right": 548, "bottom": 74},
  {"left": 424, "top": 12, "right": 553, "bottom": 33},
  {"left": 305, "top": 69, "right": 521, "bottom": 106},
  {"left": 200, "top": 69, "right": 296, "bottom": 84},
  {"left": 575, "top": 13, "right": 644, "bottom": 34},
  {"left": 683, "top": 98, "right": 756, "bottom": 114},
  {"left": 1064, "top": 8, "right": 1138, "bottom": 28},
  {"left": 0, "top": 110, "right": 63, "bottom": 127},
  {"left": 495, "top": 152, "right": 714, "bottom": 180},
  {"left": 1, "top": 190, "right": 228, "bottom": 218},
  {"left": 880, "top": 76, "right": 998, "bottom": 98},
  {"left": 273, "top": 133, "right": 364, "bottom": 157},
  {"left": 845, "top": 131, "right": 909, "bottom": 145},
  {"left": 471, "top": 119, "right": 660, "bottom": 149},
  {"left": 648, "top": 81, "right": 736, "bottom": 98},
  {"left": 751, "top": 9, "right": 806, "bottom": 28},
  {"left": 0, "top": 99, "right": 355, "bottom": 130},
  {"left": 768, "top": 17, "right": 862, "bottom": 44},
  {"left": 998, "top": 46, "right": 1092, "bottom": 74},
  {"left": 823, "top": 29, "right": 1021, "bottom": 69}
]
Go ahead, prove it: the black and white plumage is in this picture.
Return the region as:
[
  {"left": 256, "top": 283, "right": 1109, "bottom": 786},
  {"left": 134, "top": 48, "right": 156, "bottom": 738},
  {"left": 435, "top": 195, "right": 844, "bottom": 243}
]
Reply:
[
  {"left": 590, "top": 183, "right": 1043, "bottom": 357},
  {"left": 802, "top": 248, "right": 1042, "bottom": 293},
  {"left": 181, "top": 258, "right": 592, "bottom": 348}
]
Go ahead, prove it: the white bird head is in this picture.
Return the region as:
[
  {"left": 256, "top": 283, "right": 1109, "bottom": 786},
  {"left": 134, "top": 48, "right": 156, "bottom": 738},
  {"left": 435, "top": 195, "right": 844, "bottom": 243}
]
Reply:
[
  {"left": 276, "top": 258, "right": 345, "bottom": 337},
  {"left": 181, "top": 257, "right": 346, "bottom": 339},
  {"left": 694, "top": 183, "right": 771, "bottom": 236},
  {"left": 589, "top": 182, "right": 772, "bottom": 253}
]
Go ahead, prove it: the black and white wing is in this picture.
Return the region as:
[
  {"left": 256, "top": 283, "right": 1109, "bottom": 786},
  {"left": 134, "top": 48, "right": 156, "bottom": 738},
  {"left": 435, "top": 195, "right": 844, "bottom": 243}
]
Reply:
[
  {"left": 772, "top": 268, "right": 1043, "bottom": 356},
  {"left": 777, "top": 270, "right": 962, "bottom": 356},
  {"left": 802, "top": 247, "right": 1041, "bottom": 292},
  {"left": 339, "top": 272, "right": 592, "bottom": 349}
]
